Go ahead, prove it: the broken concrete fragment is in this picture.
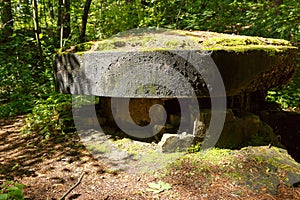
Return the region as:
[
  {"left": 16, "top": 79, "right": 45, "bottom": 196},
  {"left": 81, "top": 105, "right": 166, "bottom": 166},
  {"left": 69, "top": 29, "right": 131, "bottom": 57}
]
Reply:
[{"left": 158, "top": 132, "right": 195, "bottom": 153}]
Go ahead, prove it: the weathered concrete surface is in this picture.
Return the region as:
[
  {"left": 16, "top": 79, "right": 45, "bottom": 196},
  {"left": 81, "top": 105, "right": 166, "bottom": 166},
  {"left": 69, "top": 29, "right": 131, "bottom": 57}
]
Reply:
[
  {"left": 54, "top": 51, "right": 212, "bottom": 97},
  {"left": 157, "top": 132, "right": 195, "bottom": 153},
  {"left": 53, "top": 29, "right": 297, "bottom": 98}
]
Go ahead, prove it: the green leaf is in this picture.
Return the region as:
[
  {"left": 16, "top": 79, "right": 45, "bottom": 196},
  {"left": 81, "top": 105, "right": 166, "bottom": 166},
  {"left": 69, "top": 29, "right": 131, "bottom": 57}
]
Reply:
[
  {"left": 146, "top": 181, "right": 171, "bottom": 194},
  {"left": 0, "top": 194, "right": 8, "bottom": 200},
  {"left": 147, "top": 182, "right": 161, "bottom": 190}
]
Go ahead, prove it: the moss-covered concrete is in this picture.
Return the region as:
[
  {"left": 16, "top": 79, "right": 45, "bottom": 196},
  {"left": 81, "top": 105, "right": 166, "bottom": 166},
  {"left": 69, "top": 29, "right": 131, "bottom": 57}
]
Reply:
[
  {"left": 168, "top": 146, "right": 300, "bottom": 194},
  {"left": 68, "top": 29, "right": 297, "bottom": 55},
  {"left": 55, "top": 29, "right": 297, "bottom": 100},
  {"left": 86, "top": 136, "right": 300, "bottom": 195}
]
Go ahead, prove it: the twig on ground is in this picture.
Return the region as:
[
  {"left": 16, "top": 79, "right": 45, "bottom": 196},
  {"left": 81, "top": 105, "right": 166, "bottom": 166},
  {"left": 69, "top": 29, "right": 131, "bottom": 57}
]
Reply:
[{"left": 60, "top": 171, "right": 85, "bottom": 200}]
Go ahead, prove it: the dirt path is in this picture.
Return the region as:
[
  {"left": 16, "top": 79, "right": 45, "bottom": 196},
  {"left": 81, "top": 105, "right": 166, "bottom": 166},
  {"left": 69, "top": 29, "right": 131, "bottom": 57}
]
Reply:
[
  {"left": 0, "top": 116, "right": 162, "bottom": 199},
  {"left": 1, "top": 116, "right": 299, "bottom": 199}
]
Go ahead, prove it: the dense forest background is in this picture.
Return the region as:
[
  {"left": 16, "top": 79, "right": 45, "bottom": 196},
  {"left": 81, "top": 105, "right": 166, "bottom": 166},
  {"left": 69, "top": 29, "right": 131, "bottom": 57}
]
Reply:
[{"left": 0, "top": 0, "right": 299, "bottom": 136}]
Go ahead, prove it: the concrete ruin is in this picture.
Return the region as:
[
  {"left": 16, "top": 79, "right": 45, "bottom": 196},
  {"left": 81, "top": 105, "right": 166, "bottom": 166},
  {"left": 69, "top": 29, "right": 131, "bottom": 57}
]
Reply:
[{"left": 53, "top": 29, "right": 297, "bottom": 148}]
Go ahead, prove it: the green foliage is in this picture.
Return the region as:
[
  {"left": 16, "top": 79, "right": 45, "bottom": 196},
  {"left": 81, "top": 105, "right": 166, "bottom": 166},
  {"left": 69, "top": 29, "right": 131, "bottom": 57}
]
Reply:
[
  {"left": 266, "top": 86, "right": 300, "bottom": 109},
  {"left": 0, "top": 30, "right": 55, "bottom": 118},
  {"left": 85, "top": 0, "right": 299, "bottom": 43},
  {"left": 186, "top": 142, "right": 202, "bottom": 153},
  {"left": 89, "top": 0, "right": 142, "bottom": 39},
  {"left": 0, "top": 181, "right": 24, "bottom": 200},
  {"left": 24, "top": 93, "right": 73, "bottom": 139},
  {"left": 266, "top": 53, "right": 300, "bottom": 109}
]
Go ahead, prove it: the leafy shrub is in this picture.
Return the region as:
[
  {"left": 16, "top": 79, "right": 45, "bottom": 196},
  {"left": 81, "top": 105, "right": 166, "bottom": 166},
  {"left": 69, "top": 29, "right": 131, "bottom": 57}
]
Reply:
[
  {"left": 267, "top": 84, "right": 300, "bottom": 109},
  {"left": 24, "top": 93, "right": 74, "bottom": 139},
  {"left": 0, "top": 31, "right": 55, "bottom": 118},
  {"left": 0, "top": 181, "right": 24, "bottom": 200},
  {"left": 266, "top": 53, "right": 300, "bottom": 109}
]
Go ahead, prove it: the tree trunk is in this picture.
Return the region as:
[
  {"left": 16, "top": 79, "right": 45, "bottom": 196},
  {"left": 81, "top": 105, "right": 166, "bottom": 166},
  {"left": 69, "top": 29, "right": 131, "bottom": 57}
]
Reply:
[
  {"left": 79, "top": 0, "right": 92, "bottom": 43},
  {"left": 58, "top": 0, "right": 64, "bottom": 47},
  {"left": 32, "top": 0, "right": 42, "bottom": 56},
  {"left": 274, "top": 0, "right": 283, "bottom": 15},
  {"left": 58, "top": 0, "right": 71, "bottom": 47},
  {"left": 274, "top": 0, "right": 283, "bottom": 7},
  {"left": 1, "top": 0, "right": 14, "bottom": 42},
  {"left": 49, "top": 0, "right": 54, "bottom": 20},
  {"left": 58, "top": 0, "right": 63, "bottom": 28},
  {"left": 64, "top": 0, "right": 71, "bottom": 39}
]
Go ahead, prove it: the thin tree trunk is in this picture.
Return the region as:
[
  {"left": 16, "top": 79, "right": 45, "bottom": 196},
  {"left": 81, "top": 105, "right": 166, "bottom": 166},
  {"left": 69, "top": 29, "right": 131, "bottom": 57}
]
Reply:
[
  {"left": 1, "top": 0, "right": 14, "bottom": 42},
  {"left": 60, "top": 15, "right": 64, "bottom": 48},
  {"left": 64, "top": 0, "right": 71, "bottom": 39},
  {"left": 58, "top": 0, "right": 63, "bottom": 28},
  {"left": 79, "top": 0, "right": 92, "bottom": 43},
  {"left": 49, "top": 0, "right": 54, "bottom": 20},
  {"left": 58, "top": 0, "right": 71, "bottom": 48},
  {"left": 58, "top": 0, "right": 64, "bottom": 47},
  {"left": 32, "top": 0, "right": 42, "bottom": 56},
  {"left": 274, "top": 0, "right": 283, "bottom": 7},
  {"left": 274, "top": 0, "right": 283, "bottom": 15}
]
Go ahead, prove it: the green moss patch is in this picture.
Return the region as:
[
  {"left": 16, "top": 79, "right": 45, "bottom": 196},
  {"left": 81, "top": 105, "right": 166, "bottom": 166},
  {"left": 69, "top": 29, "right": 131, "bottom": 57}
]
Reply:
[
  {"left": 163, "top": 146, "right": 300, "bottom": 195},
  {"left": 70, "top": 29, "right": 296, "bottom": 55},
  {"left": 202, "top": 37, "right": 295, "bottom": 55}
]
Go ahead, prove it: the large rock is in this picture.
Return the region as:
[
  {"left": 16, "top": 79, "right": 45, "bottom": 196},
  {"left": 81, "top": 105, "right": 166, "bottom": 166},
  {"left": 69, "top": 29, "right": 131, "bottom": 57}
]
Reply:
[{"left": 196, "top": 109, "right": 276, "bottom": 149}]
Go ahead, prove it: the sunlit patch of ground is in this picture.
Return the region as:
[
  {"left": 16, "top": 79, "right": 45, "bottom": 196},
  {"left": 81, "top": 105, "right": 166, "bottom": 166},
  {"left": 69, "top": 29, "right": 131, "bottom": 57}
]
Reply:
[{"left": 0, "top": 116, "right": 299, "bottom": 199}]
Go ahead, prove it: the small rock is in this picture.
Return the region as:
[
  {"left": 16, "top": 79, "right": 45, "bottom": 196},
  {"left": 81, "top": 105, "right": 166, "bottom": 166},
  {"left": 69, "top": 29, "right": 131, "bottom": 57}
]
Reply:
[{"left": 158, "top": 133, "right": 195, "bottom": 153}]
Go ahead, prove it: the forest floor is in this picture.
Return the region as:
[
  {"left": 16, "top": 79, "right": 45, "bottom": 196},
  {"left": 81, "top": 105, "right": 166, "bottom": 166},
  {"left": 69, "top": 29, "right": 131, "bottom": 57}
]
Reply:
[{"left": 1, "top": 116, "right": 300, "bottom": 200}]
